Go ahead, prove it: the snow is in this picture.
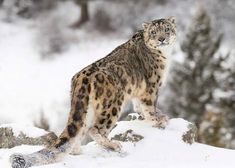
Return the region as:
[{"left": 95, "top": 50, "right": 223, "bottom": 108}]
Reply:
[
  {"left": 0, "top": 19, "right": 125, "bottom": 134},
  {"left": 1, "top": 118, "right": 235, "bottom": 168}
]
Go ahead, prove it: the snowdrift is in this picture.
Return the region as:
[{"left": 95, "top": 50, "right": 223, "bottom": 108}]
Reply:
[{"left": 0, "top": 118, "right": 235, "bottom": 168}]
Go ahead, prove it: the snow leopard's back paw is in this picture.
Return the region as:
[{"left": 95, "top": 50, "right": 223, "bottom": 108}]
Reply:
[{"left": 10, "top": 153, "right": 27, "bottom": 168}]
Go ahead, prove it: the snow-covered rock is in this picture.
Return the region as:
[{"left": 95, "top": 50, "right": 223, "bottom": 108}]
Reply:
[
  {"left": 1, "top": 118, "right": 235, "bottom": 168},
  {"left": 0, "top": 124, "right": 57, "bottom": 149}
]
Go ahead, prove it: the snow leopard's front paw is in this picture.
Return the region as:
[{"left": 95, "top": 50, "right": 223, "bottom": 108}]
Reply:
[
  {"left": 152, "top": 114, "right": 169, "bottom": 129},
  {"left": 70, "top": 145, "right": 82, "bottom": 155},
  {"left": 110, "top": 140, "right": 122, "bottom": 152},
  {"left": 10, "top": 153, "right": 27, "bottom": 168},
  {"left": 101, "top": 140, "right": 122, "bottom": 152}
]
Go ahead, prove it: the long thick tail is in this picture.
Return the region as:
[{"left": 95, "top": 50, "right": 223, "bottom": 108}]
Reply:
[
  {"left": 10, "top": 76, "right": 92, "bottom": 168},
  {"left": 10, "top": 130, "right": 78, "bottom": 168}
]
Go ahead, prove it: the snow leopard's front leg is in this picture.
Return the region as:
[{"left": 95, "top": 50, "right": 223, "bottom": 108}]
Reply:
[{"left": 136, "top": 94, "right": 169, "bottom": 129}]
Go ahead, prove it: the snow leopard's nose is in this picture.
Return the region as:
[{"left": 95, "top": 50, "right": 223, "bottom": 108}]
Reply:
[{"left": 158, "top": 37, "right": 165, "bottom": 42}]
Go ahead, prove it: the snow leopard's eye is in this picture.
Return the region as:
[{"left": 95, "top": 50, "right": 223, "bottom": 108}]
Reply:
[
  {"left": 165, "top": 28, "right": 170, "bottom": 32},
  {"left": 151, "top": 30, "right": 156, "bottom": 35}
]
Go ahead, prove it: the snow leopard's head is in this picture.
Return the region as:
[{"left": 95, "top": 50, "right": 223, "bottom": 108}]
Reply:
[{"left": 142, "top": 17, "right": 176, "bottom": 50}]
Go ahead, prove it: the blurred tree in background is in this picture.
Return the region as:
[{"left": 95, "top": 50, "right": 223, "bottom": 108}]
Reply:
[
  {"left": 0, "top": 0, "right": 58, "bottom": 20},
  {"left": 198, "top": 111, "right": 232, "bottom": 148},
  {"left": 165, "top": 7, "right": 235, "bottom": 147},
  {"left": 165, "top": 8, "right": 229, "bottom": 123},
  {"left": 217, "top": 60, "right": 235, "bottom": 136},
  {"left": 0, "top": 0, "right": 3, "bottom": 7},
  {"left": 71, "top": 0, "right": 89, "bottom": 28}
]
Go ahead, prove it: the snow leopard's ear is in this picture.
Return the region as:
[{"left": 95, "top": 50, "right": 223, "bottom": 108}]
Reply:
[
  {"left": 168, "top": 16, "right": 176, "bottom": 24},
  {"left": 142, "top": 22, "right": 151, "bottom": 30}
]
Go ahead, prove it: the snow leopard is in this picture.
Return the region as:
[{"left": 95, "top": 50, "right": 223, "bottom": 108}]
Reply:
[{"left": 10, "top": 17, "right": 177, "bottom": 168}]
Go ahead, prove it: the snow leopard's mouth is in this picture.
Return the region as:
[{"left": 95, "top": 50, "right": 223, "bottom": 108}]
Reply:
[{"left": 155, "top": 42, "right": 169, "bottom": 48}]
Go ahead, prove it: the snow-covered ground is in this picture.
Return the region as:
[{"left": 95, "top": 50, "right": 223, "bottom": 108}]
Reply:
[
  {"left": 0, "top": 18, "right": 126, "bottom": 133},
  {"left": 1, "top": 118, "right": 235, "bottom": 168}
]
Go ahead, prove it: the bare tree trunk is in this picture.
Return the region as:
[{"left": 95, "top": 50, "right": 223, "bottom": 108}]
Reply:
[
  {"left": 0, "top": 0, "right": 4, "bottom": 7},
  {"left": 71, "top": 0, "right": 89, "bottom": 28}
]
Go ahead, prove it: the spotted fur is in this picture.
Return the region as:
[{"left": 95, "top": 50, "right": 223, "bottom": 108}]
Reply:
[{"left": 10, "top": 17, "right": 176, "bottom": 168}]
